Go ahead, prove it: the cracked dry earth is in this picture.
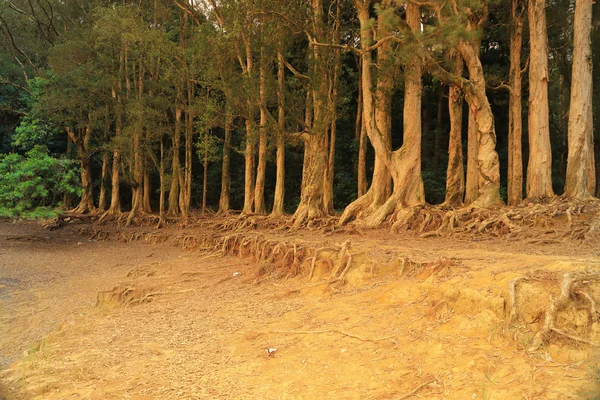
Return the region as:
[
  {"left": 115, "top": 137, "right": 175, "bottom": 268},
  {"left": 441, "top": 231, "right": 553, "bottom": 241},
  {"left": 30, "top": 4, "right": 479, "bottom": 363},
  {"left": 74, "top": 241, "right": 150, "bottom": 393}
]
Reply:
[{"left": 1, "top": 220, "right": 600, "bottom": 399}]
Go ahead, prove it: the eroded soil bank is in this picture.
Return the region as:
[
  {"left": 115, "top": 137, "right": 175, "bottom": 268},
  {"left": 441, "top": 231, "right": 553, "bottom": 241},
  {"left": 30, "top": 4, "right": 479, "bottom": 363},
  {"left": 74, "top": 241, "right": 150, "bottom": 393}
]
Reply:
[{"left": 1, "top": 219, "right": 600, "bottom": 399}]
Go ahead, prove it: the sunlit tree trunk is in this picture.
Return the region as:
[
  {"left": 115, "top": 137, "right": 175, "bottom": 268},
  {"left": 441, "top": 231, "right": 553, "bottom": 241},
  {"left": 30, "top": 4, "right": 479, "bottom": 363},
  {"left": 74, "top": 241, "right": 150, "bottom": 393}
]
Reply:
[
  {"left": 271, "top": 51, "right": 286, "bottom": 217},
  {"left": 507, "top": 0, "right": 525, "bottom": 206},
  {"left": 293, "top": 0, "right": 330, "bottom": 226},
  {"left": 70, "top": 125, "right": 95, "bottom": 214},
  {"left": 356, "top": 59, "right": 367, "bottom": 197},
  {"left": 323, "top": 0, "right": 341, "bottom": 214},
  {"left": 342, "top": 0, "right": 424, "bottom": 227},
  {"left": 99, "top": 151, "right": 109, "bottom": 212},
  {"left": 565, "top": 0, "right": 595, "bottom": 198},
  {"left": 444, "top": 54, "right": 465, "bottom": 206},
  {"left": 527, "top": 0, "right": 554, "bottom": 199},
  {"left": 168, "top": 106, "right": 182, "bottom": 216},
  {"left": 218, "top": 99, "right": 232, "bottom": 214},
  {"left": 464, "top": 42, "right": 481, "bottom": 205},
  {"left": 254, "top": 48, "right": 268, "bottom": 215}
]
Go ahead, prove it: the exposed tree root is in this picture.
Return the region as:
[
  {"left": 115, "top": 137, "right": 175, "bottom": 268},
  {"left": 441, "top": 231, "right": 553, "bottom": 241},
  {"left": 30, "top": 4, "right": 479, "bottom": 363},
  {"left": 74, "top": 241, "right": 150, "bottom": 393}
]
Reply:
[
  {"left": 395, "top": 377, "right": 437, "bottom": 400},
  {"left": 527, "top": 270, "right": 600, "bottom": 351}
]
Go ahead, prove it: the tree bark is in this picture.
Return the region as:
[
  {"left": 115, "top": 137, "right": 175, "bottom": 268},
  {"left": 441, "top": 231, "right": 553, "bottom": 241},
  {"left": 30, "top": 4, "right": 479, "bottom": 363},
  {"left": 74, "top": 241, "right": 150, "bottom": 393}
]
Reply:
[
  {"left": 565, "top": 0, "right": 595, "bottom": 198},
  {"left": 218, "top": 99, "right": 232, "bottom": 213},
  {"left": 341, "top": 0, "right": 424, "bottom": 227},
  {"left": 527, "top": 0, "right": 554, "bottom": 199},
  {"left": 202, "top": 130, "right": 209, "bottom": 214},
  {"left": 293, "top": 0, "right": 330, "bottom": 226},
  {"left": 242, "top": 120, "right": 256, "bottom": 214},
  {"left": 143, "top": 157, "right": 152, "bottom": 213},
  {"left": 456, "top": 40, "right": 503, "bottom": 207},
  {"left": 168, "top": 106, "right": 182, "bottom": 216},
  {"left": 106, "top": 84, "right": 122, "bottom": 216},
  {"left": 464, "top": 42, "right": 481, "bottom": 205},
  {"left": 271, "top": 51, "right": 286, "bottom": 217},
  {"left": 70, "top": 126, "right": 95, "bottom": 214},
  {"left": 254, "top": 48, "right": 268, "bottom": 215},
  {"left": 98, "top": 151, "right": 109, "bottom": 212},
  {"left": 323, "top": 0, "right": 341, "bottom": 214},
  {"left": 356, "top": 58, "right": 367, "bottom": 197},
  {"left": 507, "top": 0, "right": 525, "bottom": 205},
  {"left": 444, "top": 54, "right": 465, "bottom": 206}
]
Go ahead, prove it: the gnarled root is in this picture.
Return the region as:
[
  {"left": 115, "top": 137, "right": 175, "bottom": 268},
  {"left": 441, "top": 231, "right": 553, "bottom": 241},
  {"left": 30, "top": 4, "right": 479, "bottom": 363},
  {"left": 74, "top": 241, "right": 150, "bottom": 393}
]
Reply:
[{"left": 528, "top": 270, "right": 600, "bottom": 351}]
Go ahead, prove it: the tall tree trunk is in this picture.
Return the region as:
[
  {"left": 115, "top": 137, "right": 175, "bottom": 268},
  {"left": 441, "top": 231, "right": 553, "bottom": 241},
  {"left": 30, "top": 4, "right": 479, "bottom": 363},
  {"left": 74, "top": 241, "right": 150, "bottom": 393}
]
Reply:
[
  {"left": 219, "top": 99, "right": 232, "bottom": 213},
  {"left": 242, "top": 120, "right": 256, "bottom": 214},
  {"left": 98, "top": 151, "right": 109, "bottom": 212},
  {"left": 106, "top": 85, "right": 122, "bottom": 216},
  {"left": 254, "top": 48, "right": 268, "bottom": 214},
  {"left": 456, "top": 41, "right": 503, "bottom": 207},
  {"left": 565, "top": 0, "right": 595, "bottom": 198},
  {"left": 143, "top": 157, "right": 152, "bottom": 213},
  {"left": 464, "top": 43, "right": 481, "bottom": 205},
  {"left": 70, "top": 126, "right": 95, "bottom": 214},
  {"left": 271, "top": 51, "right": 286, "bottom": 217},
  {"left": 159, "top": 134, "right": 165, "bottom": 223},
  {"left": 168, "top": 106, "right": 182, "bottom": 216},
  {"left": 202, "top": 130, "right": 209, "bottom": 214},
  {"left": 444, "top": 54, "right": 465, "bottom": 206},
  {"left": 63, "top": 133, "right": 73, "bottom": 209},
  {"left": 527, "top": 0, "right": 554, "bottom": 199},
  {"left": 323, "top": 0, "right": 341, "bottom": 214},
  {"left": 340, "top": 0, "right": 395, "bottom": 224},
  {"left": 127, "top": 61, "right": 144, "bottom": 226},
  {"left": 507, "top": 0, "right": 525, "bottom": 206},
  {"left": 356, "top": 58, "right": 367, "bottom": 197},
  {"left": 342, "top": 1, "right": 424, "bottom": 227},
  {"left": 293, "top": 0, "right": 330, "bottom": 226},
  {"left": 179, "top": 83, "right": 193, "bottom": 221}
]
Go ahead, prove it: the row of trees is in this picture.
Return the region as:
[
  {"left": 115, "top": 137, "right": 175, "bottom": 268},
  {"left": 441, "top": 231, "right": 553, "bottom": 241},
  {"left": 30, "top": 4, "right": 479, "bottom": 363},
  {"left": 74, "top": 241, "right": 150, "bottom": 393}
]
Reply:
[{"left": 0, "top": 0, "right": 598, "bottom": 226}]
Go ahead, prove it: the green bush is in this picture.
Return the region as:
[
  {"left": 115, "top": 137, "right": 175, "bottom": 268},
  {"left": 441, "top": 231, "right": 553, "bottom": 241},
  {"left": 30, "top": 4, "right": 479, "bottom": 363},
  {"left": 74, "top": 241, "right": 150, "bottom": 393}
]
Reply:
[{"left": 0, "top": 145, "right": 80, "bottom": 218}]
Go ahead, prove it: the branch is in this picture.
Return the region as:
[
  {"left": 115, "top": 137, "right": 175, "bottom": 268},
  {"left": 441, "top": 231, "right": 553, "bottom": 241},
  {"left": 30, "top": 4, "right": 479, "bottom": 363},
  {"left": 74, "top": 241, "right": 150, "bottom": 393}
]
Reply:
[
  {"left": 0, "top": 79, "right": 33, "bottom": 95},
  {"left": 280, "top": 57, "right": 310, "bottom": 81}
]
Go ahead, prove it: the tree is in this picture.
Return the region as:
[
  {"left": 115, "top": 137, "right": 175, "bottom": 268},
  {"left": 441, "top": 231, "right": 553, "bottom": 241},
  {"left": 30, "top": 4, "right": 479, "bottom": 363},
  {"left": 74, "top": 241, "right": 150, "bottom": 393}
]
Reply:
[
  {"left": 564, "top": 0, "right": 595, "bottom": 198},
  {"left": 527, "top": 0, "right": 554, "bottom": 199}
]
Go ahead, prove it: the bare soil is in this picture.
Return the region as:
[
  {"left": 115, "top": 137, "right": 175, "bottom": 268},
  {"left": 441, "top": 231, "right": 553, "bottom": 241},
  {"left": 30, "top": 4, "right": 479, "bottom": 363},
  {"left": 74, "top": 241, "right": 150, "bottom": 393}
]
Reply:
[{"left": 1, "top": 218, "right": 600, "bottom": 399}]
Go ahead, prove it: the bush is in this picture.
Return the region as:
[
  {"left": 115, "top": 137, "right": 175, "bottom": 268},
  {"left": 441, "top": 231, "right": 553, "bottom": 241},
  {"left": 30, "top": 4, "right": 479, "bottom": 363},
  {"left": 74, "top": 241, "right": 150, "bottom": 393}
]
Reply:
[{"left": 0, "top": 145, "right": 80, "bottom": 218}]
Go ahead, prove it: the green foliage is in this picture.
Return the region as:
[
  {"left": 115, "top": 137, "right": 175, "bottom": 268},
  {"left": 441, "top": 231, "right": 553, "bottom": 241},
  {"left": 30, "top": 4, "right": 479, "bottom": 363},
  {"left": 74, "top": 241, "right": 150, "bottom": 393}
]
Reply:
[{"left": 0, "top": 145, "right": 80, "bottom": 218}]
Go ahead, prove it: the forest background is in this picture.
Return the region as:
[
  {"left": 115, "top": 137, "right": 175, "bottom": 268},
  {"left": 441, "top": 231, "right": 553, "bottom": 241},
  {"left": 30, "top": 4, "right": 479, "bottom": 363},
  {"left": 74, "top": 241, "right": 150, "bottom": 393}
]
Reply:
[{"left": 0, "top": 0, "right": 597, "bottom": 227}]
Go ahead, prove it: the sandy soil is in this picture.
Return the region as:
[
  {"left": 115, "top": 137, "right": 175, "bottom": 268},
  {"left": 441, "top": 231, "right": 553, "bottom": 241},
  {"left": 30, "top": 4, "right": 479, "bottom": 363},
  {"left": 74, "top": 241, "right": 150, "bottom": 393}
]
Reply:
[{"left": 1, "top": 219, "right": 600, "bottom": 399}]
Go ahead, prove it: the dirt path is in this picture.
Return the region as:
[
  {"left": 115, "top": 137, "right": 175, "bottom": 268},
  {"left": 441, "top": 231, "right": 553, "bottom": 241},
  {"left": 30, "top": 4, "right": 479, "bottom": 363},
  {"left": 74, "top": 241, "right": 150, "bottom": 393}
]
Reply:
[{"left": 1, "top": 220, "right": 599, "bottom": 399}]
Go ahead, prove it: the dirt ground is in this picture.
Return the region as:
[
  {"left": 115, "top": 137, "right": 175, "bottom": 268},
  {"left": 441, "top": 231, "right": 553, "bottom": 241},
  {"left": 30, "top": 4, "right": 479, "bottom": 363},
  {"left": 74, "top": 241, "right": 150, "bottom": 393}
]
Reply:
[{"left": 1, "top": 218, "right": 600, "bottom": 399}]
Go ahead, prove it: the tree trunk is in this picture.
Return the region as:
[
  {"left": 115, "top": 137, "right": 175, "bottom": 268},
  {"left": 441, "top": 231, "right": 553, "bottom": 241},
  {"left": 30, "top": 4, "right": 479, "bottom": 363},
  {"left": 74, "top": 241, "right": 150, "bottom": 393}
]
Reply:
[
  {"left": 98, "top": 151, "right": 109, "bottom": 212},
  {"left": 70, "top": 126, "right": 95, "bottom": 214},
  {"left": 242, "top": 120, "right": 256, "bottom": 214},
  {"left": 444, "top": 54, "right": 465, "bottom": 206},
  {"left": 340, "top": 1, "right": 395, "bottom": 224},
  {"left": 179, "top": 83, "right": 193, "bottom": 221},
  {"left": 202, "top": 130, "right": 208, "bottom": 214},
  {"left": 168, "top": 107, "right": 182, "bottom": 216},
  {"left": 342, "top": 0, "right": 424, "bottom": 227},
  {"left": 527, "top": 0, "right": 554, "bottom": 199},
  {"left": 323, "top": 0, "right": 341, "bottom": 214},
  {"left": 507, "top": 0, "right": 525, "bottom": 206},
  {"left": 254, "top": 48, "right": 268, "bottom": 215},
  {"left": 218, "top": 100, "right": 232, "bottom": 214},
  {"left": 356, "top": 58, "right": 367, "bottom": 197},
  {"left": 159, "top": 134, "right": 165, "bottom": 223},
  {"left": 464, "top": 43, "right": 481, "bottom": 205},
  {"left": 293, "top": 0, "right": 330, "bottom": 226},
  {"left": 456, "top": 41, "right": 503, "bottom": 207},
  {"left": 143, "top": 157, "right": 152, "bottom": 213},
  {"left": 565, "top": 0, "right": 595, "bottom": 198},
  {"left": 127, "top": 61, "right": 145, "bottom": 226},
  {"left": 271, "top": 51, "right": 286, "bottom": 217},
  {"left": 63, "top": 133, "right": 72, "bottom": 210},
  {"left": 106, "top": 84, "right": 122, "bottom": 216}
]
